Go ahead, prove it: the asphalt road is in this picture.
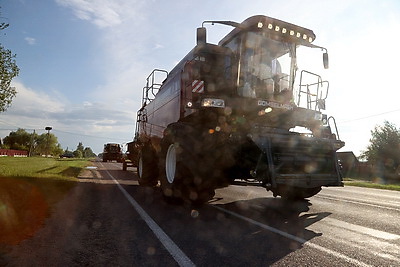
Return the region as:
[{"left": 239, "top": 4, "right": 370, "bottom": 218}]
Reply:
[{"left": 2, "top": 161, "right": 399, "bottom": 266}]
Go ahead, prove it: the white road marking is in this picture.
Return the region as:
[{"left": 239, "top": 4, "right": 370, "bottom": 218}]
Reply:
[
  {"left": 322, "top": 217, "right": 400, "bottom": 240},
  {"left": 212, "top": 205, "right": 373, "bottom": 267},
  {"left": 85, "top": 166, "right": 98, "bottom": 169},
  {"left": 322, "top": 230, "right": 400, "bottom": 263},
  {"left": 316, "top": 195, "right": 400, "bottom": 212},
  {"left": 102, "top": 166, "right": 195, "bottom": 267}
]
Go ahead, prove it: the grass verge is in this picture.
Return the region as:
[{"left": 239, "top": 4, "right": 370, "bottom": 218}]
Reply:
[
  {"left": 0, "top": 157, "right": 91, "bottom": 246},
  {"left": 343, "top": 178, "right": 400, "bottom": 191},
  {"left": 0, "top": 157, "right": 91, "bottom": 181}
]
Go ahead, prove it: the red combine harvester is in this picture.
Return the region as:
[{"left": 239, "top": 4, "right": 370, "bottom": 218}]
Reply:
[
  {"left": 102, "top": 143, "right": 122, "bottom": 162},
  {"left": 128, "top": 15, "right": 344, "bottom": 204}
]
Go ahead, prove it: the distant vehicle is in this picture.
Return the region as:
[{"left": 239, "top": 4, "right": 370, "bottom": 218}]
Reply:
[
  {"left": 121, "top": 141, "right": 139, "bottom": 171},
  {"left": 102, "top": 143, "right": 122, "bottom": 162},
  {"left": 129, "top": 15, "right": 344, "bottom": 204},
  {"left": 60, "top": 152, "right": 74, "bottom": 158}
]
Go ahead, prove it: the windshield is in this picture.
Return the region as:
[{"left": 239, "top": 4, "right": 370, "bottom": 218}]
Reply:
[{"left": 237, "top": 31, "right": 294, "bottom": 102}]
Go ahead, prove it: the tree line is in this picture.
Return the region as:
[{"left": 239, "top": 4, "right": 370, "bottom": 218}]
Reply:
[{"left": 0, "top": 128, "right": 96, "bottom": 158}]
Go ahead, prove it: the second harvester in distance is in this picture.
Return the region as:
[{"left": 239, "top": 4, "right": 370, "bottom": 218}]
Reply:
[{"left": 103, "top": 143, "right": 123, "bottom": 163}]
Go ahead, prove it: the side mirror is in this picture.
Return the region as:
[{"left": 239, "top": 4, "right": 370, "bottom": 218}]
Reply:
[
  {"left": 197, "top": 27, "right": 207, "bottom": 45},
  {"left": 323, "top": 52, "right": 329, "bottom": 69},
  {"left": 317, "top": 99, "right": 326, "bottom": 110}
]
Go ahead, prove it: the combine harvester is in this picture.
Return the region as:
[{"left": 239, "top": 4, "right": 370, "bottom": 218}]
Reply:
[{"left": 128, "top": 15, "right": 344, "bottom": 204}]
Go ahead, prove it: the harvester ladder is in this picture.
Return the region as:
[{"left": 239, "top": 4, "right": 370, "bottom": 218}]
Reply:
[
  {"left": 327, "top": 116, "right": 341, "bottom": 141},
  {"left": 141, "top": 69, "right": 168, "bottom": 106},
  {"left": 297, "top": 70, "right": 329, "bottom": 111}
]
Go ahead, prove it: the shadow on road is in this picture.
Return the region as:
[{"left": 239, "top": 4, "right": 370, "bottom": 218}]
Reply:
[
  {"left": 215, "top": 197, "right": 329, "bottom": 238},
  {"left": 183, "top": 197, "right": 330, "bottom": 265}
]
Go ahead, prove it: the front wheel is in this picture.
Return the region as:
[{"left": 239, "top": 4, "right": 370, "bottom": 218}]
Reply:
[
  {"left": 159, "top": 142, "right": 184, "bottom": 201},
  {"left": 273, "top": 186, "right": 322, "bottom": 200},
  {"left": 159, "top": 138, "right": 214, "bottom": 205}
]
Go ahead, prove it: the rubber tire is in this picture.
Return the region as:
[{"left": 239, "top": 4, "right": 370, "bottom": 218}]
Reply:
[
  {"left": 159, "top": 142, "right": 185, "bottom": 203},
  {"left": 297, "top": 187, "right": 322, "bottom": 198},
  {"left": 159, "top": 135, "right": 214, "bottom": 205},
  {"left": 137, "top": 145, "right": 158, "bottom": 187},
  {"left": 122, "top": 161, "right": 127, "bottom": 171},
  {"left": 274, "top": 185, "right": 322, "bottom": 200}
]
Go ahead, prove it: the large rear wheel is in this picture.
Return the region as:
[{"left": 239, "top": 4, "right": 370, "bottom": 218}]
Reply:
[{"left": 137, "top": 144, "right": 158, "bottom": 187}]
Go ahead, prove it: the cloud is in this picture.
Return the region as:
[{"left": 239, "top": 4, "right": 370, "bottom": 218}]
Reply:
[
  {"left": 24, "top": 37, "right": 36, "bottom": 45},
  {"left": 55, "top": 0, "right": 120, "bottom": 28},
  {"left": 55, "top": 0, "right": 150, "bottom": 104},
  {"left": 154, "top": 44, "right": 164, "bottom": 50},
  {"left": 7, "top": 81, "right": 66, "bottom": 117},
  {"left": 55, "top": 0, "right": 142, "bottom": 29}
]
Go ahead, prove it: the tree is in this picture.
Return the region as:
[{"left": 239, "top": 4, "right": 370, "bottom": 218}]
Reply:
[
  {"left": 72, "top": 142, "right": 95, "bottom": 158},
  {"left": 361, "top": 121, "right": 400, "bottom": 180},
  {"left": 2, "top": 129, "right": 63, "bottom": 156},
  {"left": 0, "top": 9, "right": 20, "bottom": 112},
  {"left": 83, "top": 147, "right": 96, "bottom": 158},
  {"left": 73, "top": 150, "right": 83, "bottom": 158},
  {"left": 35, "top": 133, "right": 63, "bottom": 156},
  {"left": 54, "top": 143, "right": 64, "bottom": 157},
  {"left": 73, "top": 142, "right": 84, "bottom": 158},
  {"left": 2, "top": 128, "right": 33, "bottom": 151}
]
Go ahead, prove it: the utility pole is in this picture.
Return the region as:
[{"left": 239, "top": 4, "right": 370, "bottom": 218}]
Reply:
[
  {"left": 45, "top": 126, "right": 52, "bottom": 157},
  {"left": 29, "top": 129, "right": 35, "bottom": 157}
]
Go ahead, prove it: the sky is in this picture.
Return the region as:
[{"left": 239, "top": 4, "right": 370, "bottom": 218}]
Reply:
[{"left": 0, "top": 0, "right": 399, "bottom": 155}]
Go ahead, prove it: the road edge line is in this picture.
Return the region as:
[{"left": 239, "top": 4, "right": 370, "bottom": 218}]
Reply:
[{"left": 102, "top": 166, "right": 195, "bottom": 267}]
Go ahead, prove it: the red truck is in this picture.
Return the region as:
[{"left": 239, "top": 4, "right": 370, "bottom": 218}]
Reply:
[{"left": 129, "top": 15, "right": 344, "bottom": 204}]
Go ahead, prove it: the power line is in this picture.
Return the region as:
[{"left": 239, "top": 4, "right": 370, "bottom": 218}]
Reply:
[
  {"left": 0, "top": 128, "right": 38, "bottom": 131},
  {"left": 0, "top": 119, "right": 44, "bottom": 132},
  {"left": 339, "top": 108, "right": 400, "bottom": 124},
  {"left": 52, "top": 129, "right": 131, "bottom": 142},
  {"left": 0, "top": 119, "right": 22, "bottom": 128}
]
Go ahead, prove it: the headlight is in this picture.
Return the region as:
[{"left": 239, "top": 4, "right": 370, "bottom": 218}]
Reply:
[
  {"left": 266, "top": 22, "right": 315, "bottom": 43},
  {"left": 314, "top": 112, "right": 322, "bottom": 121},
  {"left": 201, "top": 98, "right": 225, "bottom": 108},
  {"left": 321, "top": 114, "right": 328, "bottom": 125}
]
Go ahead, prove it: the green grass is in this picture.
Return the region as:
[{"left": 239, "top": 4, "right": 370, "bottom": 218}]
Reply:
[
  {"left": 0, "top": 157, "right": 92, "bottom": 246},
  {"left": 343, "top": 178, "right": 400, "bottom": 191},
  {"left": 0, "top": 157, "right": 91, "bottom": 181}
]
